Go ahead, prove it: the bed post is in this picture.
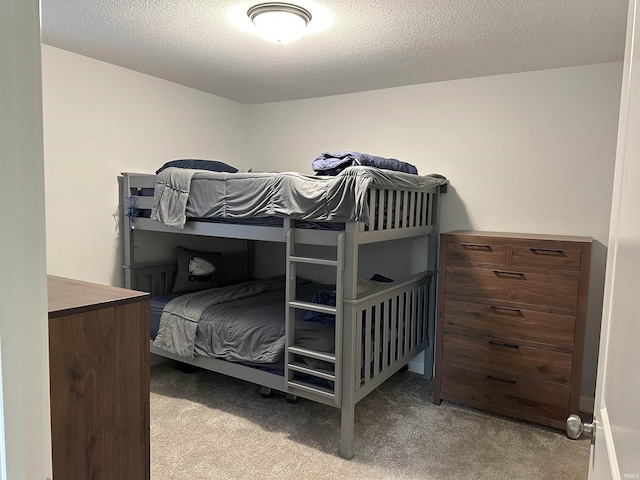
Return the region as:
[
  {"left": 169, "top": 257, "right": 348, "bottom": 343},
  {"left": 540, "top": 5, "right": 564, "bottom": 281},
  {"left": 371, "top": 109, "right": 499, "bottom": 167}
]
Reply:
[
  {"left": 340, "top": 221, "right": 359, "bottom": 459},
  {"left": 423, "top": 188, "right": 442, "bottom": 380},
  {"left": 120, "top": 173, "right": 135, "bottom": 290}
]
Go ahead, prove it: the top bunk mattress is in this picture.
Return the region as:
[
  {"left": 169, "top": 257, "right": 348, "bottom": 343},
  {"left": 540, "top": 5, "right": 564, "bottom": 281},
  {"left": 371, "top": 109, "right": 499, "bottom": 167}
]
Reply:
[{"left": 150, "top": 166, "right": 448, "bottom": 230}]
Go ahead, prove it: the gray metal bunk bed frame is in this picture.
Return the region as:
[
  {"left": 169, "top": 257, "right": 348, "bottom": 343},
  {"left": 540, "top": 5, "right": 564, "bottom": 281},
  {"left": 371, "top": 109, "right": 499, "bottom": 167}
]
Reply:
[{"left": 120, "top": 171, "right": 444, "bottom": 459}]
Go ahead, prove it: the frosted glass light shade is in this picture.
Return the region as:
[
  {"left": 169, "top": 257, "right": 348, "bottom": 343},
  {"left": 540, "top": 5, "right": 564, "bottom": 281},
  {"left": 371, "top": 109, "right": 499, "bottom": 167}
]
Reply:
[{"left": 248, "top": 3, "right": 312, "bottom": 44}]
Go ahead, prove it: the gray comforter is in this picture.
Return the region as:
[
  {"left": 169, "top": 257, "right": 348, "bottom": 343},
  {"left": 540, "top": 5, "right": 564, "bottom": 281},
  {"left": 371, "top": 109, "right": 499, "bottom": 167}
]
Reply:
[
  {"left": 153, "top": 277, "right": 287, "bottom": 359},
  {"left": 150, "top": 166, "right": 448, "bottom": 230},
  {"left": 153, "top": 278, "right": 334, "bottom": 363}
]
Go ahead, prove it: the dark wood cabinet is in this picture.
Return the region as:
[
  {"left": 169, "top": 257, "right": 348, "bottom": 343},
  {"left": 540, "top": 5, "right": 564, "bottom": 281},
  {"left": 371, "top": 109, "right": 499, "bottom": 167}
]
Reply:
[
  {"left": 433, "top": 231, "right": 591, "bottom": 429},
  {"left": 47, "top": 275, "right": 150, "bottom": 480}
]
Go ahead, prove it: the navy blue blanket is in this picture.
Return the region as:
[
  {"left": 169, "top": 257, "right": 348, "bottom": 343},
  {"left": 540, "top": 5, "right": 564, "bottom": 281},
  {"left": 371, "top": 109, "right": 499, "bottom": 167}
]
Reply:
[{"left": 312, "top": 151, "right": 418, "bottom": 176}]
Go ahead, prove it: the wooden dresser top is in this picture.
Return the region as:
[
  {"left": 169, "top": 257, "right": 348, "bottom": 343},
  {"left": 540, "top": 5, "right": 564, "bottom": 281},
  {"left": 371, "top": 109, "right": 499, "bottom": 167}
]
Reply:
[
  {"left": 442, "top": 230, "right": 592, "bottom": 243},
  {"left": 48, "top": 275, "right": 149, "bottom": 319}
]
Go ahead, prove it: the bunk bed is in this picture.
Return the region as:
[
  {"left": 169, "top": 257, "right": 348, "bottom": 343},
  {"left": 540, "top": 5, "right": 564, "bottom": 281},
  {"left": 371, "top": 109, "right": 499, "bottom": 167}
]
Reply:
[{"left": 119, "top": 165, "right": 448, "bottom": 459}]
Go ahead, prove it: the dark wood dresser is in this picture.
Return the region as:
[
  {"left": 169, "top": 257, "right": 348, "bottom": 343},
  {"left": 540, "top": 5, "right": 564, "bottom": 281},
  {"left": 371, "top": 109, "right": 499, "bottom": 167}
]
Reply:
[
  {"left": 47, "top": 275, "right": 150, "bottom": 480},
  {"left": 433, "top": 231, "right": 591, "bottom": 429}
]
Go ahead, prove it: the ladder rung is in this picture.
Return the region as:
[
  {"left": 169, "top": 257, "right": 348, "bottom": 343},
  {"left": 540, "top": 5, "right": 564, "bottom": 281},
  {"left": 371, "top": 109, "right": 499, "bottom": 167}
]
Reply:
[
  {"left": 289, "top": 255, "right": 338, "bottom": 267},
  {"left": 288, "top": 362, "right": 336, "bottom": 381},
  {"left": 289, "top": 300, "right": 336, "bottom": 315},
  {"left": 288, "top": 346, "right": 336, "bottom": 363},
  {"left": 287, "top": 380, "right": 335, "bottom": 399}
]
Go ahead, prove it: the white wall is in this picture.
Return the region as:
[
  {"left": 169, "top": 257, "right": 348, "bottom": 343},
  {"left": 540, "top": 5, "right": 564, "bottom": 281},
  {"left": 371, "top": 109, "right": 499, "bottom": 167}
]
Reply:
[
  {"left": 1, "top": 1, "right": 52, "bottom": 478},
  {"left": 245, "top": 63, "right": 623, "bottom": 404},
  {"left": 41, "top": 51, "right": 621, "bottom": 404},
  {"left": 41, "top": 45, "right": 247, "bottom": 287}
]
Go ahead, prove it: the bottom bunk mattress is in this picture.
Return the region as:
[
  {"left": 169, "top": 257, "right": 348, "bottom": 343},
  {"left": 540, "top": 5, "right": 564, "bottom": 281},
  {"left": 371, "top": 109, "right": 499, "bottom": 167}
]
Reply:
[{"left": 150, "top": 278, "right": 335, "bottom": 369}]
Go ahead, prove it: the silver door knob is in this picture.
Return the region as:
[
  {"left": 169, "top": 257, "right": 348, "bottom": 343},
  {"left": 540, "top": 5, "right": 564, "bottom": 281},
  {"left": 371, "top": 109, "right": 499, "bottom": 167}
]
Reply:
[{"left": 566, "top": 414, "right": 595, "bottom": 440}]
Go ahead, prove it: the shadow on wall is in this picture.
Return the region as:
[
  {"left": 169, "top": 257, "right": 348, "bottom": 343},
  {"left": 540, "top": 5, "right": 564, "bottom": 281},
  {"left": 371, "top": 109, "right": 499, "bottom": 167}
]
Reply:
[
  {"left": 438, "top": 184, "right": 473, "bottom": 233},
  {"left": 581, "top": 239, "right": 607, "bottom": 400}
]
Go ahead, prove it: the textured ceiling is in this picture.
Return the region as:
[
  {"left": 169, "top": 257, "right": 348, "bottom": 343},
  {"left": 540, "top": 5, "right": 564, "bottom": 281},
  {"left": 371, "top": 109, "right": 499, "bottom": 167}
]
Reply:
[{"left": 41, "top": 0, "right": 629, "bottom": 105}]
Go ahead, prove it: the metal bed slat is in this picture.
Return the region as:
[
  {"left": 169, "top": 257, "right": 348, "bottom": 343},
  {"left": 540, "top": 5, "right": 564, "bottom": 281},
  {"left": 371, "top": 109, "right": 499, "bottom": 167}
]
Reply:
[
  {"left": 408, "top": 291, "right": 412, "bottom": 349},
  {"left": 409, "top": 192, "right": 417, "bottom": 228},
  {"left": 421, "top": 192, "right": 428, "bottom": 227},
  {"left": 411, "top": 288, "right": 417, "bottom": 349},
  {"left": 364, "top": 190, "right": 371, "bottom": 232},
  {"left": 391, "top": 295, "right": 398, "bottom": 362},
  {"left": 376, "top": 189, "right": 384, "bottom": 231},
  {"left": 374, "top": 303, "right": 382, "bottom": 377},
  {"left": 364, "top": 307, "right": 372, "bottom": 383},
  {"left": 403, "top": 291, "right": 410, "bottom": 355},
  {"left": 422, "top": 283, "right": 428, "bottom": 342},
  {"left": 151, "top": 273, "right": 157, "bottom": 296},
  {"left": 355, "top": 309, "right": 363, "bottom": 385},
  {"left": 133, "top": 196, "right": 153, "bottom": 209},
  {"left": 398, "top": 292, "right": 406, "bottom": 356},
  {"left": 402, "top": 191, "right": 409, "bottom": 228},
  {"left": 383, "top": 298, "right": 390, "bottom": 370},
  {"left": 394, "top": 189, "right": 401, "bottom": 230},
  {"left": 385, "top": 190, "right": 393, "bottom": 230},
  {"left": 417, "top": 284, "right": 424, "bottom": 344}
]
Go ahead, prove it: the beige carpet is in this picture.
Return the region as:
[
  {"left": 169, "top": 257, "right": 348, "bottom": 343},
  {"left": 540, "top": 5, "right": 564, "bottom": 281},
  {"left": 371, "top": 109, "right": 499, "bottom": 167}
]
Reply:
[{"left": 150, "top": 362, "right": 590, "bottom": 480}]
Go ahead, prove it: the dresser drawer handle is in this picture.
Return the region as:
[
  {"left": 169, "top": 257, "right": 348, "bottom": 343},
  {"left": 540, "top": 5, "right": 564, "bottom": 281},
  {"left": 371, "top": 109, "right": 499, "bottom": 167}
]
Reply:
[
  {"left": 490, "top": 305, "right": 523, "bottom": 315},
  {"left": 493, "top": 270, "right": 526, "bottom": 278},
  {"left": 460, "top": 243, "right": 493, "bottom": 251},
  {"left": 486, "top": 375, "right": 516, "bottom": 384},
  {"left": 530, "top": 248, "right": 565, "bottom": 255},
  {"left": 488, "top": 340, "right": 520, "bottom": 349}
]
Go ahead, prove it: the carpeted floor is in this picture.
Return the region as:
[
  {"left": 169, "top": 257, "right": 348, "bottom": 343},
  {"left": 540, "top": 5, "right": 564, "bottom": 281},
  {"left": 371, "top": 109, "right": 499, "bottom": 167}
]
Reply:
[{"left": 150, "top": 362, "right": 590, "bottom": 480}]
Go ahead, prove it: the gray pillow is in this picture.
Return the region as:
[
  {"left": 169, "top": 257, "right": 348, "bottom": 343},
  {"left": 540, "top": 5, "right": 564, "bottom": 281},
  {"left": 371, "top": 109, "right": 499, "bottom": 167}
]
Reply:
[{"left": 172, "top": 247, "right": 222, "bottom": 293}]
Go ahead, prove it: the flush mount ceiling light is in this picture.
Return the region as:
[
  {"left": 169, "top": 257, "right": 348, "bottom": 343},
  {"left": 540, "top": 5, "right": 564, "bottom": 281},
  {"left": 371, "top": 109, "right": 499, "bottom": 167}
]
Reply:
[{"left": 247, "top": 2, "right": 312, "bottom": 44}]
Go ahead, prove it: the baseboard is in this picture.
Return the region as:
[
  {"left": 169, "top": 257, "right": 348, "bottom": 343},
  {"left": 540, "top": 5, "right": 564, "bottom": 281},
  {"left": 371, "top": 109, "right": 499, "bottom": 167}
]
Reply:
[
  {"left": 408, "top": 359, "right": 424, "bottom": 375},
  {"left": 579, "top": 395, "right": 595, "bottom": 414}
]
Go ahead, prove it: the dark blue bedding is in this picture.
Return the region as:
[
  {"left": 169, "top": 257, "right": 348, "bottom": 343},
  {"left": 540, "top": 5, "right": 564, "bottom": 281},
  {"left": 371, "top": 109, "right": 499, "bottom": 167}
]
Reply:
[{"left": 312, "top": 151, "right": 418, "bottom": 176}]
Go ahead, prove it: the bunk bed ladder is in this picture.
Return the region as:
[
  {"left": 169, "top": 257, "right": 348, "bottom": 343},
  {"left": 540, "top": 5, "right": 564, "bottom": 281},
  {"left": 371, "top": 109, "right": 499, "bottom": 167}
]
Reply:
[{"left": 284, "top": 219, "right": 345, "bottom": 406}]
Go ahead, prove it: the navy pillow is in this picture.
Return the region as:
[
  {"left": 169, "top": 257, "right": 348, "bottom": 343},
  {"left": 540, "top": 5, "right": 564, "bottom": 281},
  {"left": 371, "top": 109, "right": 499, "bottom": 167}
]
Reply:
[
  {"left": 171, "top": 247, "right": 252, "bottom": 294},
  {"left": 172, "top": 247, "right": 222, "bottom": 293},
  {"left": 156, "top": 159, "right": 238, "bottom": 174}
]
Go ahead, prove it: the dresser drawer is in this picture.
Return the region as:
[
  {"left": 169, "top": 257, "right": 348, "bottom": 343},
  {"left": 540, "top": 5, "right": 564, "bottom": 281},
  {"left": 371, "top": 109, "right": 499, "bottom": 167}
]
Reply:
[
  {"left": 443, "top": 299, "right": 576, "bottom": 349},
  {"left": 442, "top": 333, "right": 573, "bottom": 385},
  {"left": 440, "top": 365, "right": 570, "bottom": 422},
  {"left": 445, "top": 241, "right": 507, "bottom": 265},
  {"left": 444, "top": 265, "right": 579, "bottom": 310},
  {"left": 512, "top": 245, "right": 581, "bottom": 271}
]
